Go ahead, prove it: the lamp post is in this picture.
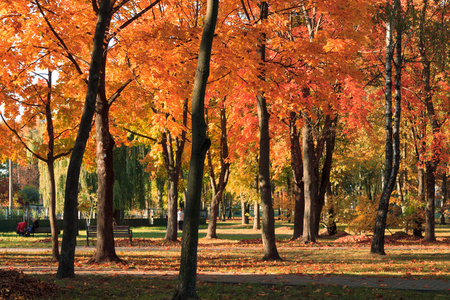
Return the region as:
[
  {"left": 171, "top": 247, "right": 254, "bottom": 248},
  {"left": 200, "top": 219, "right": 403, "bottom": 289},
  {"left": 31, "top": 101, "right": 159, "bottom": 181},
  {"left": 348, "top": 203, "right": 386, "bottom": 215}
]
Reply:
[{"left": 8, "top": 159, "right": 13, "bottom": 218}]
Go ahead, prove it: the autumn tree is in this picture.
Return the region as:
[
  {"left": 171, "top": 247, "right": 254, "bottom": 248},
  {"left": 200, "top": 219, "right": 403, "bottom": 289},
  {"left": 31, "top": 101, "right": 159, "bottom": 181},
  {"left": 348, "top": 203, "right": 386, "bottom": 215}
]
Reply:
[
  {"left": 0, "top": 2, "right": 85, "bottom": 261},
  {"left": 0, "top": 70, "right": 73, "bottom": 262},
  {"left": 405, "top": 0, "right": 450, "bottom": 241}
]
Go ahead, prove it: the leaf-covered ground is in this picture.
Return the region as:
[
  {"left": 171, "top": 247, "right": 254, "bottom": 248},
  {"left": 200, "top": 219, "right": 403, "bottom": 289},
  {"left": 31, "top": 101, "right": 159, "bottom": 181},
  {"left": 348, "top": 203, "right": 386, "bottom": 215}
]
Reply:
[
  {"left": 0, "top": 269, "right": 60, "bottom": 299},
  {"left": 0, "top": 224, "right": 449, "bottom": 299}
]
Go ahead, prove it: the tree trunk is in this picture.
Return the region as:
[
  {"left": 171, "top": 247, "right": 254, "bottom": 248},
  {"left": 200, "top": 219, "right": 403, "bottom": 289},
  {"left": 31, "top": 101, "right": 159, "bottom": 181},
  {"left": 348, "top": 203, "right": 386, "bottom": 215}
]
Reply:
[
  {"left": 241, "top": 196, "right": 248, "bottom": 224},
  {"left": 424, "top": 162, "right": 436, "bottom": 241},
  {"left": 165, "top": 176, "right": 179, "bottom": 241},
  {"left": 46, "top": 160, "right": 60, "bottom": 262},
  {"left": 441, "top": 172, "right": 447, "bottom": 225},
  {"left": 417, "top": 0, "right": 439, "bottom": 243},
  {"left": 174, "top": 0, "right": 217, "bottom": 297},
  {"left": 256, "top": 1, "right": 281, "bottom": 262},
  {"left": 253, "top": 200, "right": 260, "bottom": 230},
  {"left": 163, "top": 101, "right": 187, "bottom": 241},
  {"left": 44, "top": 71, "right": 60, "bottom": 262},
  {"left": 89, "top": 89, "right": 121, "bottom": 263},
  {"left": 414, "top": 166, "right": 425, "bottom": 237},
  {"left": 289, "top": 112, "right": 304, "bottom": 240},
  {"left": 57, "top": 0, "right": 112, "bottom": 278},
  {"left": 206, "top": 106, "right": 230, "bottom": 238},
  {"left": 302, "top": 119, "right": 318, "bottom": 243},
  {"left": 313, "top": 116, "right": 337, "bottom": 236},
  {"left": 206, "top": 190, "right": 221, "bottom": 238},
  {"left": 371, "top": 0, "right": 401, "bottom": 255}
]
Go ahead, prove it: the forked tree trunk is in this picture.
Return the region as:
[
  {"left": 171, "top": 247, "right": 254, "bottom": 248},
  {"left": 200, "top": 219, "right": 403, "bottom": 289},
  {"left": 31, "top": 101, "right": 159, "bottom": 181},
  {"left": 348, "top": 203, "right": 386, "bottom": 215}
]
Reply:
[
  {"left": 174, "top": 0, "right": 217, "bottom": 297},
  {"left": 371, "top": 0, "right": 402, "bottom": 255},
  {"left": 57, "top": 0, "right": 112, "bottom": 278},
  {"left": 163, "top": 101, "right": 187, "bottom": 241},
  {"left": 206, "top": 107, "right": 230, "bottom": 239},
  {"left": 313, "top": 117, "right": 337, "bottom": 236}
]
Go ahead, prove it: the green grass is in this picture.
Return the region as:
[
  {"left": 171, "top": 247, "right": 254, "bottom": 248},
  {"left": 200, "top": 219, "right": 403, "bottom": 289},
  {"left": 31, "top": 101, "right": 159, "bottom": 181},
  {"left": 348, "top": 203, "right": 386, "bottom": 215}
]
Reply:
[{"left": 36, "top": 275, "right": 448, "bottom": 300}]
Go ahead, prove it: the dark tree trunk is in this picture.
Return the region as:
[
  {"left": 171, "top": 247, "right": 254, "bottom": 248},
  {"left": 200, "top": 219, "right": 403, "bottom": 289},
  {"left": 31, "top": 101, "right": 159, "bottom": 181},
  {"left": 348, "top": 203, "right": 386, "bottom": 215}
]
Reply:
[
  {"left": 326, "top": 184, "right": 337, "bottom": 235},
  {"left": 371, "top": 0, "right": 401, "bottom": 255},
  {"left": 425, "top": 162, "right": 436, "bottom": 241},
  {"left": 289, "top": 112, "right": 304, "bottom": 240},
  {"left": 414, "top": 166, "right": 425, "bottom": 237},
  {"left": 165, "top": 174, "right": 179, "bottom": 241},
  {"left": 256, "top": 1, "right": 281, "bottom": 262},
  {"left": 313, "top": 116, "right": 337, "bottom": 236},
  {"left": 441, "top": 172, "right": 447, "bottom": 225},
  {"left": 174, "top": 0, "right": 217, "bottom": 297},
  {"left": 57, "top": 0, "right": 112, "bottom": 278}
]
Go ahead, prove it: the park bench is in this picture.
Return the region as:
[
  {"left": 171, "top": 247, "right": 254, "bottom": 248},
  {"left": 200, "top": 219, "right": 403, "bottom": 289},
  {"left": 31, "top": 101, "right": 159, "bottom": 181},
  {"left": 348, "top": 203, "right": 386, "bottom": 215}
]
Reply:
[
  {"left": 31, "top": 227, "right": 60, "bottom": 236},
  {"left": 86, "top": 225, "right": 133, "bottom": 246}
]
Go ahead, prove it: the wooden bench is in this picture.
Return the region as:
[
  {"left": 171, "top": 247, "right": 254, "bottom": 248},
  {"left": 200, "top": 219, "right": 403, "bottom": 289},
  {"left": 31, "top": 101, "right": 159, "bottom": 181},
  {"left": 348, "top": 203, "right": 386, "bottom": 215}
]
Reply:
[
  {"left": 86, "top": 225, "right": 132, "bottom": 246},
  {"left": 31, "top": 227, "right": 60, "bottom": 236}
]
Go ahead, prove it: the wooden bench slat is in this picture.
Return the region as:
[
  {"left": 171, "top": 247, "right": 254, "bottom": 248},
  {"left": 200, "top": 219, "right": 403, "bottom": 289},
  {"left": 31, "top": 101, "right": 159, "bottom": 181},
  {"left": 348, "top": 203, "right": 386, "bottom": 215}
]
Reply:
[
  {"left": 31, "top": 227, "right": 60, "bottom": 236},
  {"left": 86, "top": 225, "right": 132, "bottom": 246}
]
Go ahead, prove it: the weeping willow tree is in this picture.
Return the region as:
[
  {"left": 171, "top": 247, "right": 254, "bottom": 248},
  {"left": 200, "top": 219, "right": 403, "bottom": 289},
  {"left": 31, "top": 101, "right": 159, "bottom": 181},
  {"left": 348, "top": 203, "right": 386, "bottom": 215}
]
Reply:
[
  {"left": 113, "top": 144, "right": 152, "bottom": 212},
  {"left": 39, "top": 159, "right": 98, "bottom": 215}
]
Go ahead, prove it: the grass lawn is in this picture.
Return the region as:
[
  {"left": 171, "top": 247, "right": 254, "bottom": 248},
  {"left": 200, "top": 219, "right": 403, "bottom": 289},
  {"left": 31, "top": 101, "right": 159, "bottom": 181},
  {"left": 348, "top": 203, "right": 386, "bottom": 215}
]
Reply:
[{"left": 0, "top": 220, "right": 449, "bottom": 299}]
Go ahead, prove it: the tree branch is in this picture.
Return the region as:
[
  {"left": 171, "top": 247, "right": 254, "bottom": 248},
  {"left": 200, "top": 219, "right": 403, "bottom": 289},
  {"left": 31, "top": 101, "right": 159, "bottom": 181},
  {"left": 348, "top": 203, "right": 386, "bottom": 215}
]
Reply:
[
  {"left": 111, "top": 0, "right": 163, "bottom": 38},
  {"left": 107, "top": 78, "right": 133, "bottom": 106},
  {"left": 0, "top": 114, "right": 47, "bottom": 162},
  {"left": 35, "top": 0, "right": 87, "bottom": 82}
]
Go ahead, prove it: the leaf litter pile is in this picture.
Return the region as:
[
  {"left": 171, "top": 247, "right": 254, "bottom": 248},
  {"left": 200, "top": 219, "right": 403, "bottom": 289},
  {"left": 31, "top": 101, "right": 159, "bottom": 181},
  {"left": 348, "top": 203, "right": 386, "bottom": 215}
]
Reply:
[{"left": 0, "top": 269, "right": 60, "bottom": 299}]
